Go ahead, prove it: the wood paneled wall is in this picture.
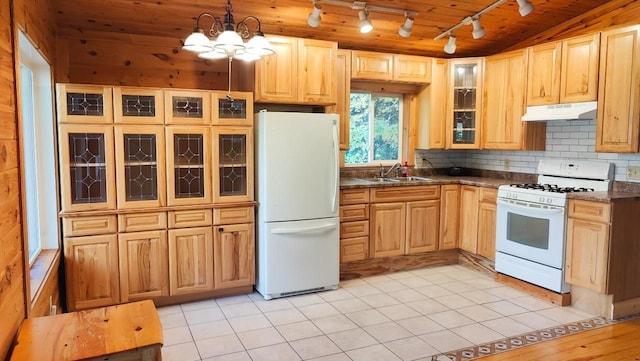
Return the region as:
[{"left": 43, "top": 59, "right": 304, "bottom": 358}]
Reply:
[{"left": 1, "top": 0, "right": 58, "bottom": 359}]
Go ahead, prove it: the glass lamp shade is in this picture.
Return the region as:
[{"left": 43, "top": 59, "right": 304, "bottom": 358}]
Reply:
[
  {"left": 234, "top": 50, "right": 261, "bottom": 61},
  {"left": 245, "top": 35, "right": 275, "bottom": 56},
  {"left": 358, "top": 11, "right": 373, "bottom": 33},
  {"left": 183, "top": 30, "right": 213, "bottom": 52},
  {"left": 214, "top": 30, "right": 246, "bottom": 53},
  {"left": 444, "top": 36, "right": 457, "bottom": 54},
  {"left": 197, "top": 46, "right": 228, "bottom": 59}
]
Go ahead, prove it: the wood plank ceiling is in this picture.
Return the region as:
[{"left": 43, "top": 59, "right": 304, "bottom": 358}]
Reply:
[{"left": 54, "top": 0, "right": 614, "bottom": 58}]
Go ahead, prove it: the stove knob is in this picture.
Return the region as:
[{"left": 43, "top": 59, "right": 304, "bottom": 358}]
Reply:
[{"left": 539, "top": 196, "right": 545, "bottom": 203}]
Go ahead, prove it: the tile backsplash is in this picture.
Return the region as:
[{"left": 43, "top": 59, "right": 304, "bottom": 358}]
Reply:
[{"left": 415, "top": 119, "right": 640, "bottom": 182}]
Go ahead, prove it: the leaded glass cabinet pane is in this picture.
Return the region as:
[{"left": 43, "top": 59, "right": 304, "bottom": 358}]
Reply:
[
  {"left": 115, "top": 125, "right": 166, "bottom": 209},
  {"left": 114, "top": 87, "right": 165, "bottom": 124},
  {"left": 165, "top": 90, "right": 211, "bottom": 125},
  {"left": 447, "top": 58, "right": 483, "bottom": 149},
  {"left": 56, "top": 84, "right": 113, "bottom": 124},
  {"left": 213, "top": 127, "right": 254, "bottom": 203},
  {"left": 59, "top": 124, "right": 116, "bottom": 211},
  {"left": 166, "top": 126, "right": 211, "bottom": 205},
  {"left": 211, "top": 91, "right": 254, "bottom": 126}
]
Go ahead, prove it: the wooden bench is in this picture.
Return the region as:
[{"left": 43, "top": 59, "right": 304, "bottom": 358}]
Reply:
[{"left": 10, "top": 300, "right": 163, "bottom": 361}]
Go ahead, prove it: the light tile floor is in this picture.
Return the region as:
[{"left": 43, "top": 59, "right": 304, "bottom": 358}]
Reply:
[{"left": 159, "top": 265, "right": 595, "bottom": 361}]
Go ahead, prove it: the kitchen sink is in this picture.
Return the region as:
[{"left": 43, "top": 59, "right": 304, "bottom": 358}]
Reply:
[
  {"left": 355, "top": 177, "right": 401, "bottom": 183},
  {"left": 389, "top": 176, "right": 432, "bottom": 181}
]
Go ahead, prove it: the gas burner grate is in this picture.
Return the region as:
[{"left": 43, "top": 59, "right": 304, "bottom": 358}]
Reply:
[{"left": 510, "top": 183, "right": 595, "bottom": 193}]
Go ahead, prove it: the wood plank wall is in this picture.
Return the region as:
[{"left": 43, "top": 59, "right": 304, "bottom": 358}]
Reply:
[{"left": 1, "top": 0, "right": 58, "bottom": 359}]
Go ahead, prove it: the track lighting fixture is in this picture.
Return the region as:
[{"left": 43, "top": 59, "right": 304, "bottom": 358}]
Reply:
[
  {"left": 307, "top": 3, "right": 322, "bottom": 28},
  {"left": 516, "top": 0, "right": 534, "bottom": 17},
  {"left": 398, "top": 15, "right": 414, "bottom": 38},
  {"left": 434, "top": 0, "right": 535, "bottom": 54},
  {"left": 444, "top": 35, "right": 457, "bottom": 54},
  {"left": 358, "top": 10, "right": 373, "bottom": 33},
  {"left": 306, "top": 0, "right": 418, "bottom": 37}
]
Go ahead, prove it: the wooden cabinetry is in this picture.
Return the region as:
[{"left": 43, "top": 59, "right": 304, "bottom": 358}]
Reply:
[
  {"left": 459, "top": 185, "right": 496, "bottom": 258},
  {"left": 212, "top": 126, "right": 253, "bottom": 203},
  {"left": 327, "top": 49, "right": 352, "bottom": 150},
  {"left": 118, "top": 230, "right": 168, "bottom": 302},
  {"left": 165, "top": 125, "right": 212, "bottom": 205},
  {"left": 168, "top": 227, "right": 214, "bottom": 296},
  {"left": 484, "top": 49, "right": 545, "bottom": 150},
  {"left": 339, "top": 188, "right": 370, "bottom": 262},
  {"left": 447, "top": 58, "right": 484, "bottom": 149},
  {"left": 527, "top": 34, "right": 600, "bottom": 105},
  {"left": 406, "top": 200, "right": 439, "bottom": 253},
  {"left": 415, "top": 58, "right": 448, "bottom": 149},
  {"left": 351, "top": 51, "right": 431, "bottom": 83},
  {"left": 566, "top": 211, "right": 609, "bottom": 293},
  {"left": 439, "top": 184, "right": 460, "bottom": 250},
  {"left": 596, "top": 26, "right": 640, "bottom": 153},
  {"left": 255, "top": 36, "right": 337, "bottom": 104},
  {"left": 214, "top": 222, "right": 255, "bottom": 290}
]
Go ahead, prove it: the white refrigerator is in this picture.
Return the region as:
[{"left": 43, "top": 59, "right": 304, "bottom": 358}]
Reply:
[{"left": 255, "top": 111, "right": 340, "bottom": 300}]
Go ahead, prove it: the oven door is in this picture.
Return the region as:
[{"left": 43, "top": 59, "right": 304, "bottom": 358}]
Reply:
[{"left": 495, "top": 198, "right": 566, "bottom": 269}]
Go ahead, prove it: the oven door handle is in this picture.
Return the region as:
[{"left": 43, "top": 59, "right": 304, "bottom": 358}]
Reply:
[{"left": 497, "top": 199, "right": 565, "bottom": 214}]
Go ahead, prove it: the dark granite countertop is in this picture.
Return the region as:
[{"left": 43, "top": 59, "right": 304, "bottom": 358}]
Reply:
[{"left": 568, "top": 191, "right": 640, "bottom": 203}]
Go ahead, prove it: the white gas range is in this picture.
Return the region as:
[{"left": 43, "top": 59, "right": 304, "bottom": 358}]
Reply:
[{"left": 495, "top": 159, "right": 614, "bottom": 294}]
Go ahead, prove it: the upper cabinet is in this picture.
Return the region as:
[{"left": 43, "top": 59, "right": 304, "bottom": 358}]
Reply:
[
  {"left": 327, "top": 49, "right": 352, "bottom": 150},
  {"left": 446, "top": 58, "right": 484, "bottom": 149},
  {"left": 483, "top": 49, "right": 545, "bottom": 150},
  {"left": 56, "top": 84, "right": 113, "bottom": 124},
  {"left": 351, "top": 51, "right": 431, "bottom": 83},
  {"left": 114, "top": 87, "right": 165, "bottom": 125},
  {"left": 527, "top": 34, "right": 600, "bottom": 105},
  {"left": 165, "top": 89, "right": 211, "bottom": 125},
  {"left": 211, "top": 91, "right": 253, "bottom": 126},
  {"left": 596, "top": 26, "right": 640, "bottom": 153},
  {"left": 255, "top": 36, "right": 337, "bottom": 105},
  {"left": 415, "top": 58, "right": 448, "bottom": 149}
]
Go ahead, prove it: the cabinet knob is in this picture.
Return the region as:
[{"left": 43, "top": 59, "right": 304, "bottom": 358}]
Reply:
[{"left": 218, "top": 227, "right": 224, "bottom": 232}]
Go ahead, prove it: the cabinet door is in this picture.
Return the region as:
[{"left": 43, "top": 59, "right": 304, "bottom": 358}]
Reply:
[
  {"left": 484, "top": 49, "right": 544, "bottom": 150},
  {"left": 166, "top": 126, "right": 212, "bottom": 205},
  {"left": 596, "top": 26, "right": 640, "bottom": 153},
  {"left": 212, "top": 91, "right": 253, "bottom": 126},
  {"left": 168, "top": 227, "right": 214, "bottom": 295},
  {"left": 118, "top": 230, "right": 168, "bottom": 302},
  {"left": 255, "top": 36, "right": 298, "bottom": 103},
  {"left": 447, "top": 58, "right": 483, "bottom": 149},
  {"left": 58, "top": 124, "right": 116, "bottom": 212},
  {"left": 351, "top": 51, "right": 393, "bottom": 81},
  {"left": 406, "top": 200, "right": 439, "bottom": 254},
  {"left": 394, "top": 55, "right": 431, "bottom": 83},
  {"left": 164, "top": 89, "right": 211, "bottom": 125},
  {"left": 115, "top": 125, "right": 166, "bottom": 209},
  {"left": 299, "top": 38, "right": 337, "bottom": 104},
  {"left": 565, "top": 218, "right": 609, "bottom": 293},
  {"left": 477, "top": 201, "right": 497, "bottom": 260},
  {"left": 56, "top": 84, "right": 113, "bottom": 124},
  {"left": 327, "top": 49, "right": 352, "bottom": 150},
  {"left": 560, "top": 33, "right": 600, "bottom": 103},
  {"left": 369, "top": 202, "right": 405, "bottom": 258},
  {"left": 526, "top": 42, "right": 562, "bottom": 105},
  {"left": 64, "top": 234, "right": 119, "bottom": 311},
  {"left": 212, "top": 126, "right": 254, "bottom": 203},
  {"left": 114, "top": 87, "right": 165, "bottom": 124},
  {"left": 439, "top": 184, "right": 459, "bottom": 250},
  {"left": 427, "top": 58, "right": 449, "bottom": 149},
  {"left": 458, "top": 185, "right": 479, "bottom": 253},
  {"left": 213, "top": 223, "right": 255, "bottom": 290}
]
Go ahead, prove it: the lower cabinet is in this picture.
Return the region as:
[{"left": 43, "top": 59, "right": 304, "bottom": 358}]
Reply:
[
  {"left": 477, "top": 190, "right": 497, "bottom": 260},
  {"left": 214, "top": 223, "right": 255, "bottom": 290},
  {"left": 119, "top": 230, "right": 169, "bottom": 302},
  {"left": 339, "top": 188, "right": 370, "bottom": 262},
  {"left": 370, "top": 202, "right": 407, "bottom": 257},
  {"left": 406, "top": 200, "right": 440, "bottom": 254},
  {"left": 458, "top": 185, "right": 497, "bottom": 259},
  {"left": 168, "top": 227, "right": 215, "bottom": 296},
  {"left": 439, "top": 184, "right": 460, "bottom": 250},
  {"left": 64, "top": 234, "right": 120, "bottom": 311}
]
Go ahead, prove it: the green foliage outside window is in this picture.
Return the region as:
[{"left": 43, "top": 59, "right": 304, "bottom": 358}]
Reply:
[{"left": 345, "top": 92, "right": 401, "bottom": 165}]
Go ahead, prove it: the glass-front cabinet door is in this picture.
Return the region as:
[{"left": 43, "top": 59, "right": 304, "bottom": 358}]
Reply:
[
  {"left": 115, "top": 125, "right": 166, "bottom": 209},
  {"left": 59, "top": 124, "right": 116, "bottom": 212},
  {"left": 166, "top": 126, "right": 212, "bottom": 206},
  {"left": 212, "top": 91, "right": 253, "bottom": 126},
  {"left": 165, "top": 89, "right": 211, "bottom": 125},
  {"left": 213, "top": 127, "right": 254, "bottom": 203},
  {"left": 447, "top": 58, "right": 484, "bottom": 149},
  {"left": 56, "top": 84, "right": 113, "bottom": 124},
  {"left": 114, "top": 87, "right": 165, "bottom": 125}
]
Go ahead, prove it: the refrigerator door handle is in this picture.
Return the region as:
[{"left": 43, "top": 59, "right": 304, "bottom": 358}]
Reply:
[
  {"left": 271, "top": 223, "right": 338, "bottom": 235},
  {"left": 331, "top": 122, "right": 339, "bottom": 214}
]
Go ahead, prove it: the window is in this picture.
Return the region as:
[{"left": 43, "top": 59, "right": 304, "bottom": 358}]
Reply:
[
  {"left": 18, "top": 30, "right": 59, "bottom": 265},
  {"left": 345, "top": 92, "right": 403, "bottom": 165}
]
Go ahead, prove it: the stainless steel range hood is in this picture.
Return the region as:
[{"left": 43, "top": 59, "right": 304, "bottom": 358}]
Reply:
[{"left": 521, "top": 101, "right": 597, "bottom": 121}]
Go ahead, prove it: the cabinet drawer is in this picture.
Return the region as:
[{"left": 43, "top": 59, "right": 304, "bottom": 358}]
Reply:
[
  {"left": 479, "top": 187, "right": 497, "bottom": 203},
  {"left": 568, "top": 200, "right": 611, "bottom": 223},
  {"left": 340, "top": 237, "right": 369, "bottom": 262},
  {"left": 340, "top": 188, "right": 370, "bottom": 205},
  {"left": 340, "top": 220, "right": 369, "bottom": 238},
  {"left": 213, "top": 207, "right": 254, "bottom": 225},
  {"left": 340, "top": 204, "right": 369, "bottom": 222},
  {"left": 371, "top": 186, "right": 439, "bottom": 202},
  {"left": 118, "top": 212, "right": 167, "bottom": 232},
  {"left": 63, "top": 215, "right": 117, "bottom": 237},
  {"left": 168, "top": 209, "right": 213, "bottom": 228}
]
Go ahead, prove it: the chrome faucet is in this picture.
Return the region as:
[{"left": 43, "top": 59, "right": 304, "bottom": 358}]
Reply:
[{"left": 380, "top": 163, "right": 402, "bottom": 178}]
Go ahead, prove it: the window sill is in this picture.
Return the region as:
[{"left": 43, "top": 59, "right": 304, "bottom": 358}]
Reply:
[{"left": 29, "top": 249, "right": 60, "bottom": 312}]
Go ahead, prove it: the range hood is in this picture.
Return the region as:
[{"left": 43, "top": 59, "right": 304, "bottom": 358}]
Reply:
[{"left": 521, "top": 101, "right": 597, "bottom": 121}]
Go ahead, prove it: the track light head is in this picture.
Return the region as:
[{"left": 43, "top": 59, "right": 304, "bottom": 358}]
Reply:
[
  {"left": 444, "top": 35, "right": 457, "bottom": 54},
  {"left": 471, "top": 18, "right": 485, "bottom": 39},
  {"left": 307, "top": 4, "right": 322, "bottom": 28},
  {"left": 398, "top": 16, "right": 414, "bottom": 38},
  {"left": 358, "top": 10, "right": 373, "bottom": 33},
  {"left": 516, "top": 0, "right": 534, "bottom": 16}
]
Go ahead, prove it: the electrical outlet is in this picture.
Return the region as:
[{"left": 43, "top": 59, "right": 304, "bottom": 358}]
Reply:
[
  {"left": 504, "top": 159, "right": 510, "bottom": 170},
  {"left": 627, "top": 166, "right": 640, "bottom": 180}
]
